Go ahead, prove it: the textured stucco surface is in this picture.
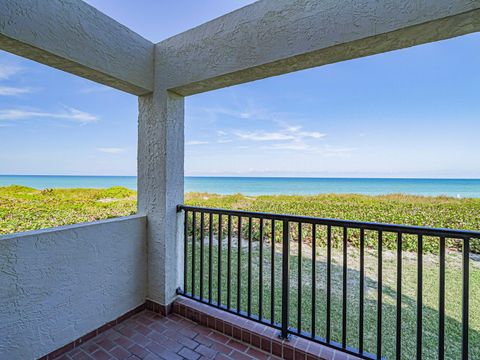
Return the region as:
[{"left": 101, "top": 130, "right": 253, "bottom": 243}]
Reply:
[
  {"left": 157, "top": 0, "right": 480, "bottom": 95},
  {"left": 0, "top": 0, "right": 154, "bottom": 95},
  {"left": 0, "top": 215, "right": 147, "bottom": 360},
  {"left": 137, "top": 90, "right": 184, "bottom": 306}
]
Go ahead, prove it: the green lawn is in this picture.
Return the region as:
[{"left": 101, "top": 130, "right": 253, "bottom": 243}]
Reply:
[
  {"left": 185, "top": 235, "right": 480, "bottom": 360},
  {"left": 1, "top": 186, "right": 479, "bottom": 359}
]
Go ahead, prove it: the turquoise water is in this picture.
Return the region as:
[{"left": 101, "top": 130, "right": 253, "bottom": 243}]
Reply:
[{"left": 1, "top": 175, "right": 480, "bottom": 198}]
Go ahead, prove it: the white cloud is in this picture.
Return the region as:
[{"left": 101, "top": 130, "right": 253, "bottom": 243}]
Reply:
[
  {"left": 284, "top": 126, "right": 325, "bottom": 139},
  {"left": 194, "top": 101, "right": 351, "bottom": 158},
  {"left": 265, "top": 143, "right": 356, "bottom": 156},
  {"left": 233, "top": 126, "right": 326, "bottom": 142},
  {"left": 0, "top": 107, "right": 98, "bottom": 123},
  {"left": 0, "top": 86, "right": 33, "bottom": 96},
  {"left": 0, "top": 64, "right": 35, "bottom": 96},
  {"left": 199, "top": 103, "right": 322, "bottom": 129},
  {"left": 200, "top": 105, "right": 290, "bottom": 123},
  {"left": 97, "top": 147, "right": 124, "bottom": 154},
  {"left": 186, "top": 140, "right": 209, "bottom": 145},
  {"left": 266, "top": 143, "right": 311, "bottom": 151},
  {"left": 0, "top": 65, "right": 23, "bottom": 80},
  {"left": 226, "top": 124, "right": 353, "bottom": 157},
  {"left": 235, "top": 131, "right": 294, "bottom": 141},
  {"left": 216, "top": 130, "right": 232, "bottom": 143}
]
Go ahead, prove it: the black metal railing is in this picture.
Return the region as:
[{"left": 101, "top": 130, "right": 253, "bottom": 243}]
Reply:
[{"left": 177, "top": 205, "right": 479, "bottom": 360}]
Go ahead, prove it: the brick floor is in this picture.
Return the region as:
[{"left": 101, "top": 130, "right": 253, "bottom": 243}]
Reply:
[
  {"left": 173, "top": 298, "right": 362, "bottom": 360},
  {"left": 58, "top": 310, "right": 280, "bottom": 360}
]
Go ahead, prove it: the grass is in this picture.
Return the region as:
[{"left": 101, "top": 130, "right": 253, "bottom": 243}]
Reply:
[
  {"left": 185, "top": 234, "right": 480, "bottom": 360},
  {"left": 1, "top": 186, "right": 479, "bottom": 359},
  {"left": 0, "top": 185, "right": 136, "bottom": 234}
]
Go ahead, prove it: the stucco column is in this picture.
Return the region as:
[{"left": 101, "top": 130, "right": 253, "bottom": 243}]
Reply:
[{"left": 137, "top": 89, "right": 184, "bottom": 306}]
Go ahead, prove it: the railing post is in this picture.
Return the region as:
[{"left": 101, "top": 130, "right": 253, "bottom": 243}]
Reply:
[
  {"left": 280, "top": 220, "right": 290, "bottom": 339},
  {"left": 462, "top": 237, "right": 470, "bottom": 360}
]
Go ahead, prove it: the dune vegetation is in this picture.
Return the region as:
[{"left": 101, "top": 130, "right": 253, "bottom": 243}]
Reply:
[
  {"left": 0, "top": 185, "right": 136, "bottom": 235},
  {"left": 2, "top": 186, "right": 480, "bottom": 251}
]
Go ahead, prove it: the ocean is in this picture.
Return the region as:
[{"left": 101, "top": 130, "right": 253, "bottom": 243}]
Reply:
[{"left": 1, "top": 175, "right": 480, "bottom": 198}]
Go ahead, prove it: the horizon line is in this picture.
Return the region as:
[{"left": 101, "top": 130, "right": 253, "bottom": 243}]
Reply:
[{"left": 1, "top": 174, "right": 480, "bottom": 180}]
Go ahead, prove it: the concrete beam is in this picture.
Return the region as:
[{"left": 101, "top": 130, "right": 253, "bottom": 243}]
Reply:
[
  {"left": 157, "top": 0, "right": 480, "bottom": 96},
  {"left": 0, "top": 0, "right": 154, "bottom": 95}
]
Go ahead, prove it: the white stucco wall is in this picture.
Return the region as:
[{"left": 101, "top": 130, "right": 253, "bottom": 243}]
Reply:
[{"left": 0, "top": 215, "right": 147, "bottom": 360}]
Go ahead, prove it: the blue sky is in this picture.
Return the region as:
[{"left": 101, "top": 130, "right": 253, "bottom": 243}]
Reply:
[{"left": 0, "top": 1, "right": 479, "bottom": 178}]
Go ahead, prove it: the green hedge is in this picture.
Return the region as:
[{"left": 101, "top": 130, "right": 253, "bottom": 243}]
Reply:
[{"left": 185, "top": 193, "right": 480, "bottom": 253}]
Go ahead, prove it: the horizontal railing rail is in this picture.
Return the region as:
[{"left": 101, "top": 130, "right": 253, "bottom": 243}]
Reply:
[
  {"left": 177, "top": 205, "right": 478, "bottom": 360},
  {"left": 177, "top": 205, "right": 480, "bottom": 239}
]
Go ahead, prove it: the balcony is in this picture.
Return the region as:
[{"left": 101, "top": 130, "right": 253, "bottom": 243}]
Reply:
[
  {"left": 1, "top": 205, "right": 477, "bottom": 359},
  {"left": 1, "top": 211, "right": 368, "bottom": 360},
  {"left": 1, "top": 0, "right": 480, "bottom": 359}
]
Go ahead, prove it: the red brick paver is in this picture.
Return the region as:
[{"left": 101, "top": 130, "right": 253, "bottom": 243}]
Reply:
[{"left": 58, "top": 310, "right": 278, "bottom": 360}]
